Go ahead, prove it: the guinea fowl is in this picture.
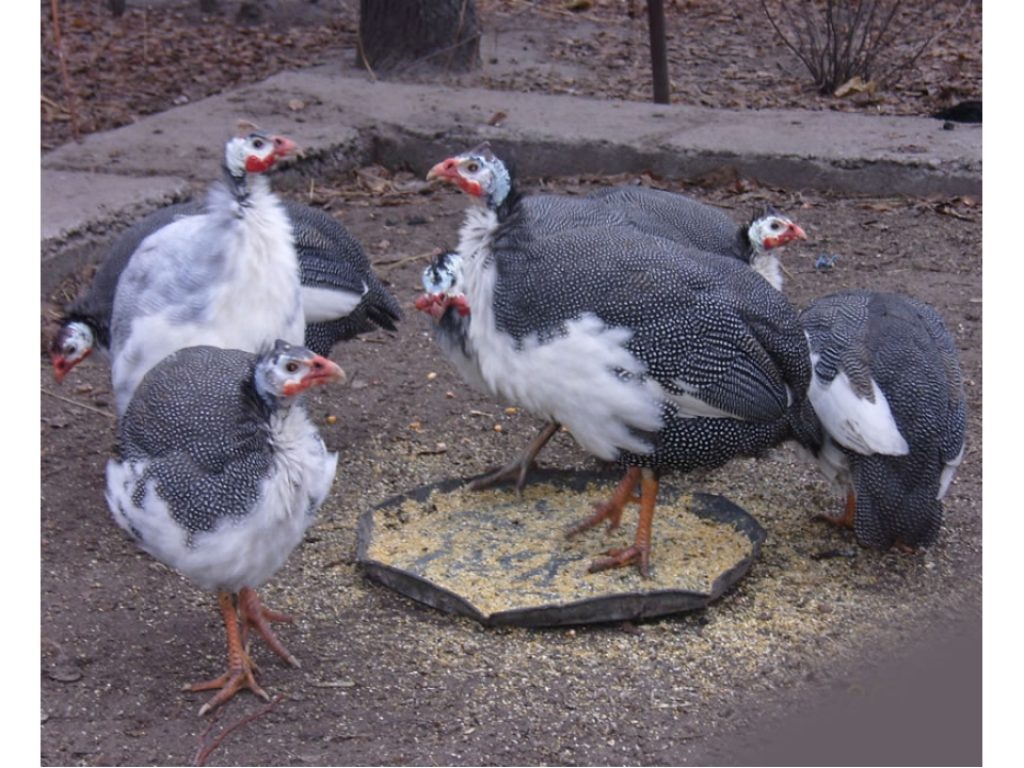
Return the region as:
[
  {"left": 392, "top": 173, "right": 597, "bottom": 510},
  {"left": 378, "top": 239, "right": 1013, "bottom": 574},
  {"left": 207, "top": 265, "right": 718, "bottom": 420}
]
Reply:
[
  {"left": 421, "top": 143, "right": 808, "bottom": 495},
  {"left": 586, "top": 186, "right": 807, "bottom": 290},
  {"left": 106, "top": 341, "right": 345, "bottom": 714},
  {"left": 427, "top": 144, "right": 807, "bottom": 287},
  {"left": 799, "top": 290, "right": 966, "bottom": 550},
  {"left": 54, "top": 195, "right": 400, "bottom": 382},
  {"left": 109, "top": 127, "right": 304, "bottom": 415},
  {"left": 415, "top": 250, "right": 482, "bottom": 391},
  {"left": 50, "top": 201, "right": 202, "bottom": 382},
  {"left": 427, "top": 145, "right": 816, "bottom": 576}
]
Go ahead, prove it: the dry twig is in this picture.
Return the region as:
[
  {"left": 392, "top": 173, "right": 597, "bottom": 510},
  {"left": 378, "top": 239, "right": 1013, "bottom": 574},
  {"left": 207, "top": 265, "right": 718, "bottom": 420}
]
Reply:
[
  {"left": 193, "top": 694, "right": 286, "bottom": 767},
  {"left": 760, "top": 0, "right": 972, "bottom": 94},
  {"left": 41, "top": 388, "right": 116, "bottom": 421}
]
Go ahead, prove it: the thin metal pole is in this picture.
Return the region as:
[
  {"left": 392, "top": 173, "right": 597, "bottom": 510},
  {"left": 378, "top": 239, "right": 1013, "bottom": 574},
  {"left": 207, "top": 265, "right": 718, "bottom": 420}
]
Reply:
[{"left": 648, "top": 0, "right": 670, "bottom": 104}]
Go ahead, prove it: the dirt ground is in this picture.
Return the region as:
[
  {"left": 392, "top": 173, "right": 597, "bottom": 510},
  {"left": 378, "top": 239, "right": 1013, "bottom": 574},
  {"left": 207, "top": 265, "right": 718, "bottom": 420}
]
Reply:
[{"left": 40, "top": 2, "right": 983, "bottom": 766}]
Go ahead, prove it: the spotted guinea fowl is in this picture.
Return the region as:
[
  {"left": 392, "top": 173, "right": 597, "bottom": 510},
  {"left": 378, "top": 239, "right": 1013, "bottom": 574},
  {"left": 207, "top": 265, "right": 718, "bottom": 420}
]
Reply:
[
  {"left": 106, "top": 341, "right": 345, "bottom": 715},
  {"left": 109, "top": 127, "right": 305, "bottom": 416},
  {"left": 422, "top": 144, "right": 808, "bottom": 495},
  {"left": 799, "top": 290, "right": 966, "bottom": 550},
  {"left": 50, "top": 201, "right": 202, "bottom": 382},
  {"left": 428, "top": 146, "right": 816, "bottom": 576},
  {"left": 55, "top": 190, "right": 400, "bottom": 384},
  {"left": 587, "top": 186, "right": 807, "bottom": 290}
]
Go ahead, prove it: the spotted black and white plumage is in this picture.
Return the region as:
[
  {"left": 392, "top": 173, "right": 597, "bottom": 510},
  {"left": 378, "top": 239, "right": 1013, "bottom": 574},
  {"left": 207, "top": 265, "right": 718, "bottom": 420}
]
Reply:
[
  {"left": 288, "top": 202, "right": 403, "bottom": 355},
  {"left": 423, "top": 143, "right": 815, "bottom": 460},
  {"left": 799, "top": 291, "right": 967, "bottom": 549},
  {"left": 588, "top": 187, "right": 806, "bottom": 290},
  {"left": 106, "top": 342, "right": 341, "bottom": 592},
  {"left": 109, "top": 129, "right": 305, "bottom": 415},
  {"left": 421, "top": 144, "right": 807, "bottom": 409},
  {"left": 52, "top": 198, "right": 401, "bottom": 382},
  {"left": 463, "top": 207, "right": 815, "bottom": 467}
]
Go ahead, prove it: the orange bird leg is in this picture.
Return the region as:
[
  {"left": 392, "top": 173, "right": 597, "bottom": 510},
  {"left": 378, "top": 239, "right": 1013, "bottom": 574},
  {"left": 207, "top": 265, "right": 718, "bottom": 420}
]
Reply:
[
  {"left": 815, "top": 490, "right": 857, "bottom": 529},
  {"left": 187, "top": 591, "right": 270, "bottom": 716},
  {"left": 566, "top": 467, "right": 642, "bottom": 538},
  {"left": 467, "top": 421, "right": 561, "bottom": 496},
  {"left": 588, "top": 468, "right": 659, "bottom": 578},
  {"left": 238, "top": 587, "right": 300, "bottom": 669}
]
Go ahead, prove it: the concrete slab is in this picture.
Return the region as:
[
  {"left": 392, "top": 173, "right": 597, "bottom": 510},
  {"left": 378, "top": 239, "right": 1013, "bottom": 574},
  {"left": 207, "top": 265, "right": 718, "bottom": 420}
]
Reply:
[
  {"left": 41, "top": 170, "right": 193, "bottom": 243},
  {"left": 40, "top": 68, "right": 981, "bottom": 296},
  {"left": 42, "top": 70, "right": 982, "bottom": 187}
]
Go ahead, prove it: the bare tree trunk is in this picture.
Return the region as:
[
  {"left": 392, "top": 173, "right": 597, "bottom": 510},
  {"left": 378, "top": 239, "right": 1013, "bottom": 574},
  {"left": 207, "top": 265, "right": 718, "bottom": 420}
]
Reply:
[{"left": 358, "top": 0, "right": 480, "bottom": 75}]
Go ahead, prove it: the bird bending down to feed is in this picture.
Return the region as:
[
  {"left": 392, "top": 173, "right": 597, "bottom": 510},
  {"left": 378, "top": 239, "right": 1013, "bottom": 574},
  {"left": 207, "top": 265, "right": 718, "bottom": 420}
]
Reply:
[
  {"left": 105, "top": 341, "right": 345, "bottom": 715},
  {"left": 426, "top": 142, "right": 817, "bottom": 576},
  {"left": 50, "top": 202, "right": 203, "bottom": 382},
  {"left": 422, "top": 143, "right": 810, "bottom": 501},
  {"left": 51, "top": 197, "right": 402, "bottom": 382},
  {"left": 109, "top": 126, "right": 304, "bottom": 415},
  {"left": 799, "top": 290, "right": 966, "bottom": 550}
]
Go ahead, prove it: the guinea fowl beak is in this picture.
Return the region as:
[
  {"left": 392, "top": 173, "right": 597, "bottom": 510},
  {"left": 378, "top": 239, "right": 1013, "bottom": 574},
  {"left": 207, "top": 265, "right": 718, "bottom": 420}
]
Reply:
[
  {"left": 51, "top": 355, "right": 71, "bottom": 383},
  {"left": 271, "top": 135, "right": 299, "bottom": 159},
  {"left": 283, "top": 356, "right": 346, "bottom": 397},
  {"left": 764, "top": 222, "right": 808, "bottom": 250},
  {"left": 414, "top": 293, "right": 439, "bottom": 313},
  {"left": 305, "top": 355, "right": 346, "bottom": 386},
  {"left": 427, "top": 158, "right": 484, "bottom": 198},
  {"left": 426, "top": 158, "right": 458, "bottom": 182}
]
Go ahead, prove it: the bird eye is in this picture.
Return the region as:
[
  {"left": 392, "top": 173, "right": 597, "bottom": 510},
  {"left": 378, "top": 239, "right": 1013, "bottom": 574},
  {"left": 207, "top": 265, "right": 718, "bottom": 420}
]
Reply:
[
  {"left": 465, "top": 162, "right": 480, "bottom": 173},
  {"left": 285, "top": 361, "right": 300, "bottom": 373},
  {"left": 770, "top": 221, "right": 782, "bottom": 230},
  {"left": 252, "top": 138, "right": 264, "bottom": 149}
]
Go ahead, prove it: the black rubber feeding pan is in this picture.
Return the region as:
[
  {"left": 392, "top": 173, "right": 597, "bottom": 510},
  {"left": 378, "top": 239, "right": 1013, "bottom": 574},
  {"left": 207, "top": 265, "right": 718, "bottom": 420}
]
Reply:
[{"left": 357, "top": 469, "right": 766, "bottom": 628}]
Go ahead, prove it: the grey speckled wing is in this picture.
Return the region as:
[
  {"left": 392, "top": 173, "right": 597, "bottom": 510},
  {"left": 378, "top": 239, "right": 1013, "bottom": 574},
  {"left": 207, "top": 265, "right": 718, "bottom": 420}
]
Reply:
[
  {"left": 489, "top": 220, "right": 809, "bottom": 424},
  {"left": 118, "top": 346, "right": 273, "bottom": 539},
  {"left": 800, "top": 290, "right": 967, "bottom": 548},
  {"left": 284, "top": 201, "right": 403, "bottom": 353},
  {"left": 587, "top": 186, "right": 745, "bottom": 259},
  {"left": 64, "top": 201, "right": 204, "bottom": 349}
]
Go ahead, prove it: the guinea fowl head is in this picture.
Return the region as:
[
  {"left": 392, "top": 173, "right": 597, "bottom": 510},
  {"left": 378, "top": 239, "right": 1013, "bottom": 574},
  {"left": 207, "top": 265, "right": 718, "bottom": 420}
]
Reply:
[
  {"left": 223, "top": 128, "right": 298, "bottom": 180},
  {"left": 746, "top": 205, "right": 807, "bottom": 254},
  {"left": 426, "top": 143, "right": 512, "bottom": 210},
  {"left": 414, "top": 251, "right": 470, "bottom": 321},
  {"left": 50, "top": 320, "right": 95, "bottom": 383},
  {"left": 254, "top": 340, "right": 346, "bottom": 404}
]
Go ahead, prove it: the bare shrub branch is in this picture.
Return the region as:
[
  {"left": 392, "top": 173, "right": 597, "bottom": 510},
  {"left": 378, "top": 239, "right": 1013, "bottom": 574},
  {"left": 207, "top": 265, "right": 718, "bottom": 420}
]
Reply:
[{"left": 760, "top": 0, "right": 974, "bottom": 95}]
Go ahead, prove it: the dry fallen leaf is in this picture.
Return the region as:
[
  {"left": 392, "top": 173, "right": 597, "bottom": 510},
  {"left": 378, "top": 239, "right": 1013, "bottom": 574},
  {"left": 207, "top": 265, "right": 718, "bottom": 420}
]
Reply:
[{"left": 834, "top": 76, "right": 877, "bottom": 98}]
